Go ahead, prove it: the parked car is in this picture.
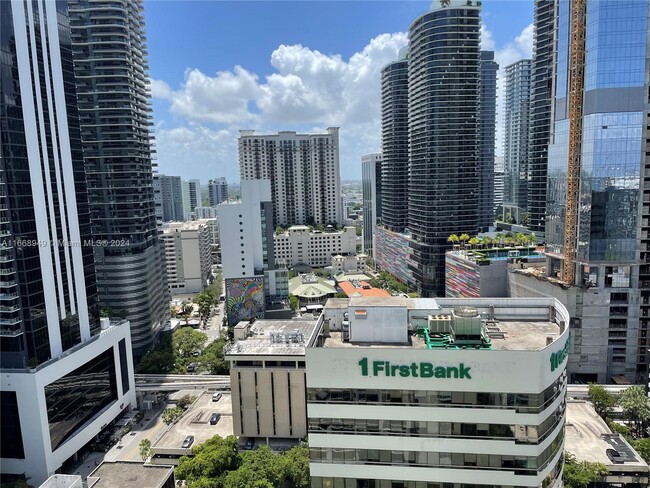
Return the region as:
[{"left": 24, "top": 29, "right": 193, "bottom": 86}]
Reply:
[
  {"left": 209, "top": 413, "right": 221, "bottom": 425},
  {"left": 212, "top": 392, "right": 222, "bottom": 402},
  {"left": 245, "top": 438, "right": 255, "bottom": 450},
  {"left": 186, "top": 362, "right": 199, "bottom": 373},
  {"left": 181, "top": 435, "right": 194, "bottom": 448}
]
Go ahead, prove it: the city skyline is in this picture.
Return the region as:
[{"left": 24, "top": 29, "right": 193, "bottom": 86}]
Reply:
[{"left": 146, "top": 0, "right": 535, "bottom": 182}]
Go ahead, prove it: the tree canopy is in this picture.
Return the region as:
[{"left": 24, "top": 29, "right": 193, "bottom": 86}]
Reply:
[
  {"left": 175, "top": 436, "right": 310, "bottom": 488},
  {"left": 619, "top": 386, "right": 650, "bottom": 437},
  {"left": 587, "top": 383, "right": 617, "bottom": 419},
  {"left": 563, "top": 452, "right": 607, "bottom": 488}
]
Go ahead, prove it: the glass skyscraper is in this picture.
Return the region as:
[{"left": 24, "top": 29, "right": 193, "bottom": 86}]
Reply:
[
  {"left": 407, "top": 0, "right": 481, "bottom": 297},
  {"left": 543, "top": 0, "right": 649, "bottom": 381},
  {"left": 478, "top": 51, "right": 498, "bottom": 231},
  {"left": 68, "top": 0, "right": 169, "bottom": 357}
]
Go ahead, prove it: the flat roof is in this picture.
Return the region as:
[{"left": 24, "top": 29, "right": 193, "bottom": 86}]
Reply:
[
  {"left": 87, "top": 462, "right": 173, "bottom": 488},
  {"left": 323, "top": 298, "right": 349, "bottom": 310},
  {"left": 349, "top": 296, "right": 407, "bottom": 307},
  {"left": 566, "top": 401, "right": 649, "bottom": 470},
  {"left": 339, "top": 282, "right": 391, "bottom": 298},
  {"left": 225, "top": 319, "right": 320, "bottom": 356}
]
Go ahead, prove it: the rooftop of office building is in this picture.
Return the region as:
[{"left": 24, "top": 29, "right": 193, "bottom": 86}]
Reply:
[
  {"left": 321, "top": 296, "right": 566, "bottom": 352},
  {"left": 566, "top": 401, "right": 649, "bottom": 472},
  {"left": 225, "top": 319, "right": 321, "bottom": 357},
  {"left": 86, "top": 461, "right": 174, "bottom": 488}
]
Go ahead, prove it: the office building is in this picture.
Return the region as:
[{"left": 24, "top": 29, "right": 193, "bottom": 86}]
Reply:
[
  {"left": 307, "top": 296, "right": 568, "bottom": 487},
  {"left": 380, "top": 47, "right": 409, "bottom": 233},
  {"left": 208, "top": 177, "right": 228, "bottom": 207},
  {"left": 407, "top": 1, "right": 481, "bottom": 297},
  {"left": 225, "top": 319, "right": 321, "bottom": 441},
  {"left": 219, "top": 181, "right": 289, "bottom": 326},
  {"left": 238, "top": 128, "right": 342, "bottom": 226},
  {"left": 511, "top": 0, "right": 650, "bottom": 383},
  {"left": 502, "top": 59, "right": 532, "bottom": 225},
  {"left": 69, "top": 0, "right": 168, "bottom": 356},
  {"left": 1, "top": 2, "right": 136, "bottom": 482},
  {"left": 160, "top": 221, "right": 213, "bottom": 294},
  {"left": 361, "top": 153, "right": 382, "bottom": 255},
  {"left": 181, "top": 180, "right": 191, "bottom": 221},
  {"left": 528, "top": 0, "right": 556, "bottom": 236},
  {"left": 274, "top": 226, "right": 357, "bottom": 269},
  {"left": 478, "top": 51, "right": 499, "bottom": 231}
]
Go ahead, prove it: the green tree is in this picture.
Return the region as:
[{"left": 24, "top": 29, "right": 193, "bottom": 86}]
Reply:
[
  {"left": 289, "top": 294, "right": 299, "bottom": 312},
  {"left": 162, "top": 406, "right": 185, "bottom": 425},
  {"left": 194, "top": 292, "right": 213, "bottom": 324},
  {"left": 281, "top": 442, "right": 310, "bottom": 488},
  {"left": 632, "top": 438, "right": 650, "bottom": 463},
  {"left": 173, "top": 327, "right": 208, "bottom": 361},
  {"left": 180, "top": 302, "right": 194, "bottom": 326},
  {"left": 177, "top": 394, "right": 196, "bottom": 410},
  {"left": 459, "top": 233, "right": 470, "bottom": 248},
  {"left": 139, "top": 438, "right": 151, "bottom": 461},
  {"left": 515, "top": 233, "right": 527, "bottom": 246},
  {"left": 588, "top": 383, "right": 617, "bottom": 420},
  {"left": 563, "top": 452, "right": 607, "bottom": 488},
  {"left": 175, "top": 435, "right": 241, "bottom": 483},
  {"left": 202, "top": 338, "right": 230, "bottom": 375},
  {"left": 447, "top": 234, "right": 459, "bottom": 246},
  {"left": 468, "top": 237, "right": 480, "bottom": 249},
  {"left": 527, "top": 233, "right": 537, "bottom": 247},
  {"left": 119, "top": 309, "right": 129, "bottom": 320},
  {"left": 619, "top": 386, "right": 650, "bottom": 437},
  {"left": 100, "top": 306, "right": 113, "bottom": 318}
]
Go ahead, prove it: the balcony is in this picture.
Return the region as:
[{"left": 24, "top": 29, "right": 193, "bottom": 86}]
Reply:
[{"left": 0, "top": 328, "right": 23, "bottom": 337}]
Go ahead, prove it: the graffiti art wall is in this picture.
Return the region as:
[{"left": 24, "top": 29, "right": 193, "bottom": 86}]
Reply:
[{"left": 225, "top": 276, "right": 265, "bottom": 326}]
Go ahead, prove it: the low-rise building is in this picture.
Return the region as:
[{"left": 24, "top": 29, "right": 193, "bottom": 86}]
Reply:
[
  {"left": 331, "top": 253, "right": 367, "bottom": 275},
  {"left": 86, "top": 461, "right": 175, "bottom": 488},
  {"left": 566, "top": 400, "right": 649, "bottom": 486},
  {"left": 289, "top": 274, "right": 337, "bottom": 307},
  {"left": 445, "top": 247, "right": 544, "bottom": 298},
  {"left": 224, "top": 319, "right": 321, "bottom": 442},
  {"left": 160, "top": 220, "right": 213, "bottom": 295},
  {"left": 274, "top": 225, "right": 356, "bottom": 268}
]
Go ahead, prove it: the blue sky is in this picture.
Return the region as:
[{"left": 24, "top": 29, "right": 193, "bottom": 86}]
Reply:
[{"left": 146, "top": 0, "right": 535, "bottom": 183}]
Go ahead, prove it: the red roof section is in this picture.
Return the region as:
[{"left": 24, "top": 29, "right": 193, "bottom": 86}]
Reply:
[{"left": 339, "top": 281, "right": 391, "bottom": 298}]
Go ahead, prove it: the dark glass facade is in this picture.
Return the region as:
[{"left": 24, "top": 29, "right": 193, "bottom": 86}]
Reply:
[
  {"left": 118, "top": 338, "right": 130, "bottom": 394},
  {"left": 0, "top": 0, "right": 99, "bottom": 368},
  {"left": 46, "top": 347, "right": 117, "bottom": 451},
  {"left": 528, "top": 0, "right": 556, "bottom": 235},
  {"left": 68, "top": 0, "right": 169, "bottom": 356},
  {"left": 362, "top": 154, "right": 382, "bottom": 255},
  {"left": 0, "top": 391, "right": 25, "bottom": 459},
  {"left": 407, "top": 5, "right": 481, "bottom": 297},
  {"left": 478, "top": 51, "right": 498, "bottom": 231},
  {"left": 380, "top": 56, "right": 409, "bottom": 233}
]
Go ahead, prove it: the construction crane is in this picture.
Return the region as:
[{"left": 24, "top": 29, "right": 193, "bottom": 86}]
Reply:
[{"left": 562, "top": 0, "right": 587, "bottom": 285}]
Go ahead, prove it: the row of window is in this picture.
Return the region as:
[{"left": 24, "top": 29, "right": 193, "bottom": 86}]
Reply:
[
  {"left": 308, "top": 407, "right": 563, "bottom": 444},
  {"left": 310, "top": 427, "right": 563, "bottom": 474},
  {"left": 307, "top": 374, "right": 565, "bottom": 414}
]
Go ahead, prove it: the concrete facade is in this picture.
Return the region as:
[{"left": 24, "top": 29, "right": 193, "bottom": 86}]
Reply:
[{"left": 274, "top": 226, "right": 356, "bottom": 269}]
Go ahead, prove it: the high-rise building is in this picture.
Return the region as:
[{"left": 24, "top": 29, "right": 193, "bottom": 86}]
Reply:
[
  {"left": 68, "top": 0, "right": 168, "bottom": 357},
  {"left": 511, "top": 0, "right": 650, "bottom": 383},
  {"left": 478, "top": 51, "right": 498, "bottom": 231},
  {"left": 528, "top": 0, "right": 556, "bottom": 236},
  {"left": 208, "top": 177, "right": 228, "bottom": 207},
  {"left": 188, "top": 179, "right": 200, "bottom": 214},
  {"left": 153, "top": 174, "right": 184, "bottom": 222},
  {"left": 407, "top": 0, "right": 481, "bottom": 297},
  {"left": 502, "top": 59, "right": 532, "bottom": 225},
  {"left": 1, "top": 1, "right": 136, "bottom": 482},
  {"left": 238, "top": 128, "right": 342, "bottom": 227},
  {"left": 361, "top": 153, "right": 383, "bottom": 255},
  {"left": 218, "top": 181, "right": 289, "bottom": 326},
  {"left": 181, "top": 180, "right": 192, "bottom": 221},
  {"left": 161, "top": 220, "right": 213, "bottom": 294},
  {"left": 380, "top": 47, "right": 409, "bottom": 233}
]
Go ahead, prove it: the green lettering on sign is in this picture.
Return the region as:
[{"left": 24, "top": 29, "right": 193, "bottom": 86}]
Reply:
[
  {"left": 357, "top": 358, "right": 472, "bottom": 380},
  {"left": 550, "top": 334, "right": 571, "bottom": 372}
]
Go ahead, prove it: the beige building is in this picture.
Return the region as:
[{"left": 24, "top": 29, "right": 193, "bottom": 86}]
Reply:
[
  {"left": 274, "top": 225, "right": 356, "bottom": 268},
  {"left": 566, "top": 400, "right": 649, "bottom": 486},
  {"left": 161, "top": 220, "right": 213, "bottom": 294},
  {"left": 224, "top": 319, "right": 321, "bottom": 441}
]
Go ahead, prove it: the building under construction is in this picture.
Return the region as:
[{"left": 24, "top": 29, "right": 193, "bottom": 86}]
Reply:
[{"left": 510, "top": 0, "right": 650, "bottom": 383}]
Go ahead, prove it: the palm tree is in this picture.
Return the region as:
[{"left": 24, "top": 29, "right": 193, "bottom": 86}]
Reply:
[
  {"left": 180, "top": 302, "right": 193, "bottom": 326},
  {"left": 495, "top": 233, "right": 504, "bottom": 247},
  {"left": 515, "top": 233, "right": 527, "bottom": 247},
  {"left": 527, "top": 233, "right": 537, "bottom": 248},
  {"left": 468, "top": 237, "right": 480, "bottom": 249},
  {"left": 447, "top": 234, "right": 459, "bottom": 246},
  {"left": 481, "top": 236, "right": 492, "bottom": 249},
  {"left": 459, "top": 233, "right": 470, "bottom": 249}
]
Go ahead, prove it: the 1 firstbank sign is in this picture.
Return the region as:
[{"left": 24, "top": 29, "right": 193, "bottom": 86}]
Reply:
[{"left": 358, "top": 358, "right": 472, "bottom": 379}]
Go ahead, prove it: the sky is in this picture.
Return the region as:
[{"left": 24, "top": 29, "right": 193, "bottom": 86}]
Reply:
[{"left": 146, "top": 0, "right": 535, "bottom": 183}]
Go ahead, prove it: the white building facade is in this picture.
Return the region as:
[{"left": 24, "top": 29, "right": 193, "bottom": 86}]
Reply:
[
  {"left": 160, "top": 220, "right": 213, "bottom": 294},
  {"left": 306, "top": 297, "right": 569, "bottom": 488},
  {"left": 239, "top": 128, "right": 342, "bottom": 226},
  {"left": 274, "top": 226, "right": 356, "bottom": 268}
]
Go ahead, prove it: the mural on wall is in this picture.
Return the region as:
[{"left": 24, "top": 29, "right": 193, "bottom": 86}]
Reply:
[
  {"left": 225, "top": 276, "right": 265, "bottom": 326},
  {"left": 445, "top": 254, "right": 480, "bottom": 298},
  {"left": 374, "top": 226, "right": 415, "bottom": 286}
]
